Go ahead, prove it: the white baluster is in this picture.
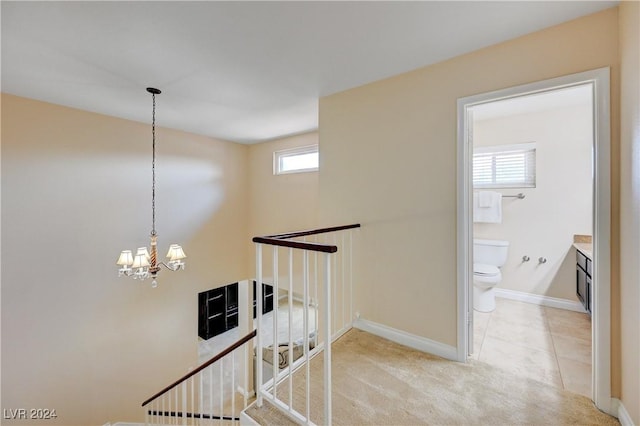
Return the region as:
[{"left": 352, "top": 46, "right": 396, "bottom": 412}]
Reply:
[
  {"left": 341, "top": 232, "right": 345, "bottom": 331},
  {"left": 333, "top": 234, "right": 337, "bottom": 337},
  {"left": 191, "top": 376, "right": 195, "bottom": 425},
  {"left": 272, "top": 245, "right": 278, "bottom": 400},
  {"left": 182, "top": 381, "right": 187, "bottom": 425},
  {"left": 324, "top": 252, "right": 332, "bottom": 425},
  {"left": 314, "top": 244, "right": 319, "bottom": 347},
  {"left": 349, "top": 229, "right": 353, "bottom": 325},
  {"left": 231, "top": 349, "right": 236, "bottom": 425},
  {"left": 209, "top": 366, "right": 214, "bottom": 426},
  {"left": 256, "top": 244, "right": 263, "bottom": 406},
  {"left": 167, "top": 389, "right": 170, "bottom": 425},
  {"left": 199, "top": 369, "right": 203, "bottom": 424},
  {"left": 162, "top": 393, "right": 166, "bottom": 425},
  {"left": 303, "top": 249, "right": 310, "bottom": 421},
  {"left": 219, "top": 362, "right": 224, "bottom": 424},
  {"left": 243, "top": 344, "right": 248, "bottom": 411},
  {"left": 288, "top": 247, "right": 294, "bottom": 410}
]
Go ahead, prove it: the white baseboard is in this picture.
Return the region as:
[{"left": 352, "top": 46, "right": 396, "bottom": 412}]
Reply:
[
  {"left": 113, "top": 423, "right": 144, "bottom": 426},
  {"left": 353, "top": 318, "right": 457, "bottom": 361},
  {"left": 494, "top": 288, "right": 586, "bottom": 313},
  {"left": 237, "top": 385, "right": 256, "bottom": 399},
  {"left": 612, "top": 398, "right": 636, "bottom": 426}
]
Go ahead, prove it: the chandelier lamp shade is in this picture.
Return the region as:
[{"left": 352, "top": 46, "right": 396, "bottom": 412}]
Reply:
[{"left": 116, "top": 88, "right": 186, "bottom": 287}]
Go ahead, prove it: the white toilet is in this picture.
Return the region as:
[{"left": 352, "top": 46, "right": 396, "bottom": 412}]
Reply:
[{"left": 473, "top": 239, "right": 509, "bottom": 312}]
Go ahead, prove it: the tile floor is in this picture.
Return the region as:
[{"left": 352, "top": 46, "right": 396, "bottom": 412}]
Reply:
[{"left": 471, "top": 297, "right": 592, "bottom": 398}]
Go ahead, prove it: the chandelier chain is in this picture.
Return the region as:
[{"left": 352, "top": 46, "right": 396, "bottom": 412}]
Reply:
[
  {"left": 151, "top": 92, "right": 156, "bottom": 236},
  {"left": 116, "top": 87, "right": 186, "bottom": 285}
]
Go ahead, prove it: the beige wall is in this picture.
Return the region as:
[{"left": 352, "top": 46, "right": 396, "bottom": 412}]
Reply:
[
  {"left": 618, "top": 1, "right": 640, "bottom": 424},
  {"left": 319, "top": 7, "right": 619, "bottom": 359},
  {"left": 1, "top": 94, "right": 249, "bottom": 424},
  {"left": 248, "top": 132, "right": 319, "bottom": 237},
  {"left": 474, "top": 104, "right": 593, "bottom": 301}
]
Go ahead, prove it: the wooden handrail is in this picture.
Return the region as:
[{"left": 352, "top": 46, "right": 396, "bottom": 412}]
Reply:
[
  {"left": 264, "top": 224, "right": 361, "bottom": 239},
  {"left": 142, "top": 329, "right": 257, "bottom": 407},
  {"left": 252, "top": 237, "right": 338, "bottom": 253},
  {"left": 253, "top": 223, "right": 361, "bottom": 253}
]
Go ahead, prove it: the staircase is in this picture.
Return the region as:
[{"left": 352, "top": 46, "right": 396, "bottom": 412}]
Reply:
[{"left": 140, "top": 224, "right": 360, "bottom": 426}]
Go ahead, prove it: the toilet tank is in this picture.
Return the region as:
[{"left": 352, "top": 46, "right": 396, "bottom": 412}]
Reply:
[{"left": 474, "top": 239, "right": 509, "bottom": 267}]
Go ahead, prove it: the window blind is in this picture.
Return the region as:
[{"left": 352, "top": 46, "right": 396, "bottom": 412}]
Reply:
[{"left": 473, "top": 143, "right": 536, "bottom": 188}]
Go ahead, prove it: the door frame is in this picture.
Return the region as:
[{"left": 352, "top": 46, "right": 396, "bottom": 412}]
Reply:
[{"left": 456, "top": 67, "right": 612, "bottom": 414}]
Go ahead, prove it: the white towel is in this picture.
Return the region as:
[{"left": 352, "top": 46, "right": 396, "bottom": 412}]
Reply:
[
  {"left": 478, "top": 191, "right": 492, "bottom": 208},
  {"left": 473, "top": 191, "right": 502, "bottom": 223}
]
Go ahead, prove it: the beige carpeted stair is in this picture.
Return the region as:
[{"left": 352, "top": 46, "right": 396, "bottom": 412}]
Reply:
[{"left": 245, "top": 328, "right": 618, "bottom": 425}]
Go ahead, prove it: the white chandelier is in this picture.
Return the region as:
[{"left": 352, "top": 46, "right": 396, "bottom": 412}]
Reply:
[{"left": 116, "top": 88, "right": 186, "bottom": 287}]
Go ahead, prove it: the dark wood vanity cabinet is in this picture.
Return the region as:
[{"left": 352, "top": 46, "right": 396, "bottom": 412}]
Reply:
[
  {"left": 198, "top": 282, "right": 239, "bottom": 340},
  {"left": 198, "top": 281, "right": 275, "bottom": 340},
  {"left": 252, "top": 280, "right": 274, "bottom": 318},
  {"left": 576, "top": 250, "right": 592, "bottom": 315}
]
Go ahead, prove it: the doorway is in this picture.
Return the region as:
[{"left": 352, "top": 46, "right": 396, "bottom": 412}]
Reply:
[{"left": 456, "top": 68, "right": 612, "bottom": 414}]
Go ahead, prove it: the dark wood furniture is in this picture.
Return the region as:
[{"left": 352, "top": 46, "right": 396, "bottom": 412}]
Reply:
[
  {"left": 576, "top": 249, "right": 592, "bottom": 315},
  {"left": 198, "top": 281, "right": 274, "bottom": 340}
]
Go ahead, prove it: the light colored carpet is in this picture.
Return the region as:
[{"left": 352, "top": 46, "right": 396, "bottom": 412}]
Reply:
[{"left": 245, "top": 329, "right": 618, "bottom": 425}]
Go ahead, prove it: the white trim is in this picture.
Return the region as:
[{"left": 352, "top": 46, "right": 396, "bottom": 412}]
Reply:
[
  {"left": 240, "top": 407, "right": 261, "bottom": 426},
  {"left": 613, "top": 398, "right": 636, "bottom": 426},
  {"left": 237, "top": 385, "right": 256, "bottom": 399},
  {"left": 457, "top": 92, "right": 474, "bottom": 361},
  {"left": 494, "top": 288, "right": 587, "bottom": 313},
  {"left": 113, "top": 423, "right": 144, "bottom": 426},
  {"left": 457, "top": 67, "right": 611, "bottom": 412},
  {"left": 591, "top": 67, "right": 612, "bottom": 414},
  {"left": 354, "top": 318, "right": 457, "bottom": 361}
]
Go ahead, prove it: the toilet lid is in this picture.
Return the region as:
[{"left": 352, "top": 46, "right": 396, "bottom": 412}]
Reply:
[{"left": 474, "top": 263, "right": 500, "bottom": 276}]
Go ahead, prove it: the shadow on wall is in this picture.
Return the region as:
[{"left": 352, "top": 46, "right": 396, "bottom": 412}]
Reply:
[{"left": 535, "top": 247, "right": 579, "bottom": 302}]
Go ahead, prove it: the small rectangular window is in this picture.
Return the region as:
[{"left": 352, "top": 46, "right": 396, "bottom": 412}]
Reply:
[
  {"left": 274, "top": 145, "right": 319, "bottom": 175},
  {"left": 473, "top": 143, "right": 536, "bottom": 188}
]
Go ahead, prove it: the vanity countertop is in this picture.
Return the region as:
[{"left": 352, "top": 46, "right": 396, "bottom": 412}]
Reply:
[
  {"left": 573, "top": 242, "right": 593, "bottom": 260},
  {"left": 573, "top": 234, "right": 593, "bottom": 260},
  {"left": 573, "top": 234, "right": 593, "bottom": 262}
]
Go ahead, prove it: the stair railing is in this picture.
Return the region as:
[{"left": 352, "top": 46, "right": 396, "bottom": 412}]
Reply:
[
  {"left": 142, "top": 329, "right": 256, "bottom": 425},
  {"left": 253, "top": 223, "right": 360, "bottom": 426}
]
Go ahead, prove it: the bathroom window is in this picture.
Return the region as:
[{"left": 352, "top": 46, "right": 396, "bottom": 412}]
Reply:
[
  {"left": 473, "top": 143, "right": 536, "bottom": 188},
  {"left": 274, "top": 145, "right": 319, "bottom": 175}
]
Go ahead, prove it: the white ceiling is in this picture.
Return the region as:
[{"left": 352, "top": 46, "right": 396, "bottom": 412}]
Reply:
[{"left": 1, "top": 1, "right": 617, "bottom": 144}]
